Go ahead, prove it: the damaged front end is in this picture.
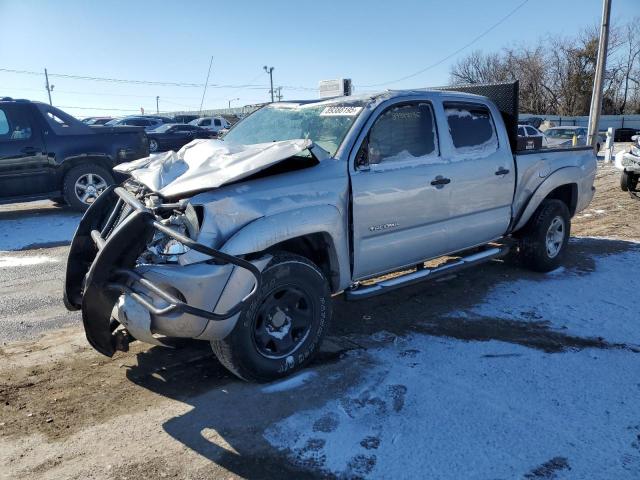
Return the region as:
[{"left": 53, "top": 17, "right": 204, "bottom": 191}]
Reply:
[{"left": 63, "top": 183, "right": 266, "bottom": 356}]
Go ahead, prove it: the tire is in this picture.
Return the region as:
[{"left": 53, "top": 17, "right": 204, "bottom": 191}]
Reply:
[
  {"left": 621, "top": 171, "right": 630, "bottom": 191},
  {"left": 211, "top": 253, "right": 332, "bottom": 382},
  {"left": 63, "top": 164, "right": 114, "bottom": 212},
  {"left": 517, "top": 199, "right": 571, "bottom": 273},
  {"left": 149, "top": 138, "right": 159, "bottom": 152},
  {"left": 620, "top": 171, "right": 638, "bottom": 192}
]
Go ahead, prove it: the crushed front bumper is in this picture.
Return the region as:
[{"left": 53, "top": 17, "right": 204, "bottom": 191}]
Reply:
[{"left": 63, "top": 186, "right": 263, "bottom": 357}]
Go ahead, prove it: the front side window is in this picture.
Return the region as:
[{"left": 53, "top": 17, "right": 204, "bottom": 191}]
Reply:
[
  {"left": 367, "top": 102, "right": 438, "bottom": 165},
  {"left": 200, "top": 119, "right": 211, "bottom": 126},
  {"left": 444, "top": 102, "right": 498, "bottom": 155},
  {"left": 214, "top": 118, "right": 222, "bottom": 127}
]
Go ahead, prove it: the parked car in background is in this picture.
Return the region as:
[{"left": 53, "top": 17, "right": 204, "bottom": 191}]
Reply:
[
  {"left": 147, "top": 123, "right": 214, "bottom": 152},
  {"left": 0, "top": 98, "right": 148, "bottom": 210},
  {"left": 615, "top": 134, "right": 640, "bottom": 192},
  {"left": 544, "top": 126, "right": 602, "bottom": 151},
  {"left": 106, "top": 116, "right": 164, "bottom": 132},
  {"left": 82, "top": 117, "right": 113, "bottom": 125},
  {"left": 520, "top": 116, "right": 543, "bottom": 129},
  {"left": 518, "top": 124, "right": 549, "bottom": 147},
  {"left": 614, "top": 127, "right": 640, "bottom": 143},
  {"left": 189, "top": 116, "right": 230, "bottom": 135},
  {"left": 173, "top": 114, "right": 200, "bottom": 124},
  {"left": 65, "top": 85, "right": 597, "bottom": 382}
]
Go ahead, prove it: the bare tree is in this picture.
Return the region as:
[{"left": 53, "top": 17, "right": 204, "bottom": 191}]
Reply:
[{"left": 448, "top": 19, "right": 640, "bottom": 115}]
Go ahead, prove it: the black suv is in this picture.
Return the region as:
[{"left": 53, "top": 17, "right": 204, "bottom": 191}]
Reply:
[{"left": 0, "top": 98, "right": 149, "bottom": 210}]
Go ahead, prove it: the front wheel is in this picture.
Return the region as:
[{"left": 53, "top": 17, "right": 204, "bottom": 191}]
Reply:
[
  {"left": 516, "top": 199, "right": 571, "bottom": 272},
  {"left": 621, "top": 171, "right": 638, "bottom": 192},
  {"left": 148, "top": 138, "right": 159, "bottom": 152},
  {"left": 211, "top": 253, "right": 332, "bottom": 382}
]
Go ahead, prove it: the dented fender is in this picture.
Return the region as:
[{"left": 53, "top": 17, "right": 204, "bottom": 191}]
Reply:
[{"left": 221, "top": 205, "right": 351, "bottom": 292}]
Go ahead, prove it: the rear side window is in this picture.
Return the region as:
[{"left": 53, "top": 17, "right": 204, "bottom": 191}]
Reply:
[
  {"left": 444, "top": 102, "right": 498, "bottom": 155},
  {"left": 0, "top": 107, "right": 33, "bottom": 140},
  {"left": 368, "top": 102, "right": 439, "bottom": 164},
  {"left": 200, "top": 119, "right": 211, "bottom": 126},
  {"left": 518, "top": 126, "right": 525, "bottom": 136}
]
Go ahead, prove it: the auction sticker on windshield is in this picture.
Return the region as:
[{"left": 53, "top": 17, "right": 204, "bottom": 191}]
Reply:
[{"left": 320, "top": 106, "right": 363, "bottom": 116}]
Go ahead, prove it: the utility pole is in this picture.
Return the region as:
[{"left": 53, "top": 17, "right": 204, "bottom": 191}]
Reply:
[
  {"left": 44, "top": 68, "right": 53, "bottom": 105},
  {"left": 263, "top": 66, "right": 274, "bottom": 102},
  {"left": 275, "top": 87, "right": 283, "bottom": 102},
  {"left": 199, "top": 56, "right": 214, "bottom": 114},
  {"left": 156, "top": 96, "right": 159, "bottom": 114},
  {"left": 587, "top": 0, "right": 611, "bottom": 152},
  {"left": 228, "top": 97, "right": 239, "bottom": 110}
]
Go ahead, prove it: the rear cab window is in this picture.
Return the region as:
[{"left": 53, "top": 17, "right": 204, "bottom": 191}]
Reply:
[
  {"left": 367, "top": 102, "right": 440, "bottom": 166},
  {"left": 444, "top": 102, "right": 498, "bottom": 156}
]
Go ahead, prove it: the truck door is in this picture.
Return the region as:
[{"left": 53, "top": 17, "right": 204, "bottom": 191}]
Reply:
[
  {"left": 0, "top": 104, "right": 49, "bottom": 199},
  {"left": 350, "top": 100, "right": 452, "bottom": 279},
  {"left": 439, "top": 101, "right": 515, "bottom": 252}
]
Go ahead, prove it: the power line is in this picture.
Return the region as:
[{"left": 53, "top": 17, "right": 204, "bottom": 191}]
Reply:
[
  {"left": 357, "top": 0, "right": 529, "bottom": 88},
  {"left": 0, "top": 67, "right": 316, "bottom": 91}
]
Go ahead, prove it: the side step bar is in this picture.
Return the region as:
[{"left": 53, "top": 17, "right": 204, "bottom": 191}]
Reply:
[{"left": 344, "top": 246, "right": 509, "bottom": 300}]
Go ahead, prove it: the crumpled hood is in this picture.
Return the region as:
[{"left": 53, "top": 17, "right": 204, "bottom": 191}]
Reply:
[{"left": 114, "top": 138, "right": 313, "bottom": 197}]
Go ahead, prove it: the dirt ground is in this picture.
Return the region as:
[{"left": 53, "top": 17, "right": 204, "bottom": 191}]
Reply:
[{"left": 0, "top": 163, "right": 638, "bottom": 479}]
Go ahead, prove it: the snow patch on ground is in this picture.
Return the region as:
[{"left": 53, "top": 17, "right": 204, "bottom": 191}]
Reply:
[
  {"left": 449, "top": 244, "right": 640, "bottom": 345},
  {"left": 0, "top": 212, "right": 81, "bottom": 250},
  {"left": 261, "top": 371, "right": 318, "bottom": 394},
  {"left": 266, "top": 340, "right": 640, "bottom": 479},
  {"left": 265, "top": 242, "right": 640, "bottom": 479},
  {"left": 0, "top": 254, "right": 58, "bottom": 268}
]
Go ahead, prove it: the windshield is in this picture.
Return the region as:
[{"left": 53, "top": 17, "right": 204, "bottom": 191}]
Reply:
[
  {"left": 222, "top": 103, "right": 364, "bottom": 156},
  {"left": 545, "top": 128, "right": 581, "bottom": 138}
]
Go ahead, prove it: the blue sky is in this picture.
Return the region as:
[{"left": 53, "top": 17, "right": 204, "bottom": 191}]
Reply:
[{"left": 0, "top": 0, "right": 637, "bottom": 117}]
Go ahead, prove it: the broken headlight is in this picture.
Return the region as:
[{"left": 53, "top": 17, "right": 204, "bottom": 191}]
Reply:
[{"left": 138, "top": 203, "right": 201, "bottom": 264}]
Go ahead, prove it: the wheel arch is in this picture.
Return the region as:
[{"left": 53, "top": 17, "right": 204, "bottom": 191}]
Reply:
[
  {"left": 58, "top": 155, "right": 115, "bottom": 188},
  {"left": 221, "top": 205, "right": 350, "bottom": 293},
  {"left": 512, "top": 167, "right": 580, "bottom": 233}
]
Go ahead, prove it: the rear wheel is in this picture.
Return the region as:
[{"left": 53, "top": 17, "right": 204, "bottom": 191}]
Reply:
[
  {"left": 211, "top": 253, "right": 332, "bottom": 382},
  {"left": 63, "top": 164, "right": 114, "bottom": 212},
  {"left": 516, "top": 199, "right": 571, "bottom": 272}
]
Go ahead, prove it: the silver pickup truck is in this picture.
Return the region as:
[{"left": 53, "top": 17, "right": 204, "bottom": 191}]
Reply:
[{"left": 64, "top": 83, "right": 596, "bottom": 381}]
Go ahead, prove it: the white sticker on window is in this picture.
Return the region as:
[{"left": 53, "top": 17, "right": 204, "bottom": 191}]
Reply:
[{"left": 320, "top": 106, "right": 363, "bottom": 117}]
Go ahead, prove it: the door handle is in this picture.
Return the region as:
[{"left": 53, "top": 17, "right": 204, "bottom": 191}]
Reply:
[
  {"left": 495, "top": 167, "right": 510, "bottom": 176},
  {"left": 20, "top": 147, "right": 38, "bottom": 154},
  {"left": 430, "top": 176, "right": 451, "bottom": 187}
]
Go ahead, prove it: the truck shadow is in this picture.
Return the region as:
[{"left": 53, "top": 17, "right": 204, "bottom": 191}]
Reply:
[{"left": 124, "top": 236, "right": 639, "bottom": 479}]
